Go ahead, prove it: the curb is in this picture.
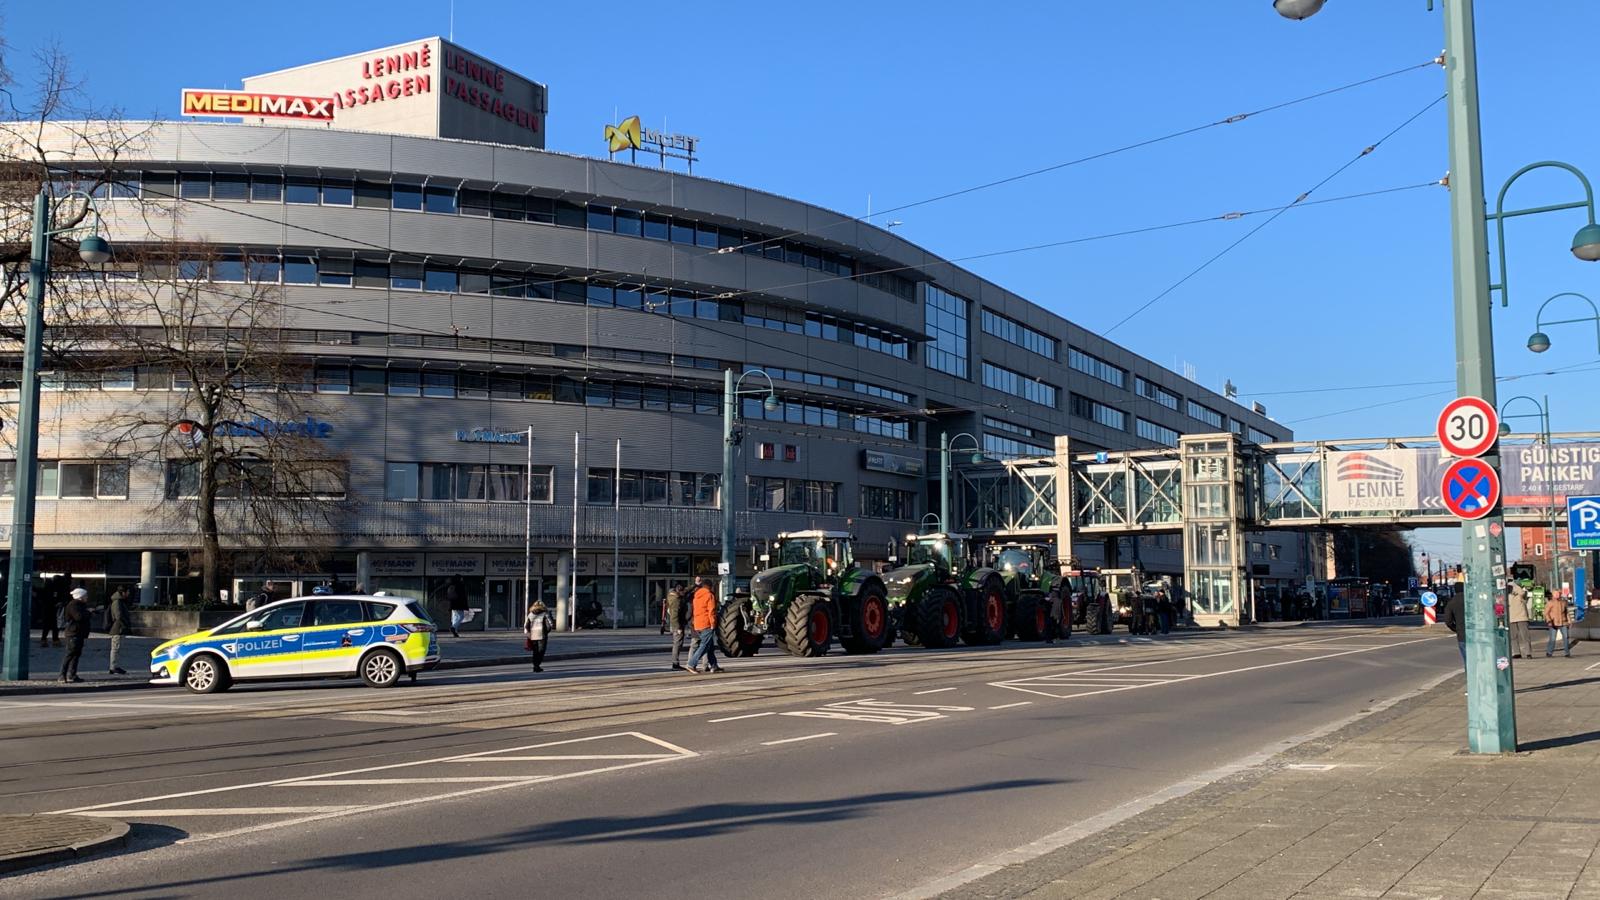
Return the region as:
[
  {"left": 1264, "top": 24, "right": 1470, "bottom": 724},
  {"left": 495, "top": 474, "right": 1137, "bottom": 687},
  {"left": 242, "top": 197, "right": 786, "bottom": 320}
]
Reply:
[
  {"left": 0, "top": 645, "right": 664, "bottom": 696},
  {"left": 0, "top": 816, "right": 130, "bottom": 875}
]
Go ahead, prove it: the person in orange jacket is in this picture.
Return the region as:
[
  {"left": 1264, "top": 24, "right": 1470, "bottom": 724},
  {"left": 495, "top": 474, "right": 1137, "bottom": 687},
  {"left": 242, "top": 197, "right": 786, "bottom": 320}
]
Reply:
[{"left": 684, "top": 575, "right": 724, "bottom": 674}]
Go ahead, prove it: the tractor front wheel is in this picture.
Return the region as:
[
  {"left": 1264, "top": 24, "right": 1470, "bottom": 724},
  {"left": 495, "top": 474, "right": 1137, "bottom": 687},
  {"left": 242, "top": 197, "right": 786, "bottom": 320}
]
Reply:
[
  {"left": 1013, "top": 591, "right": 1046, "bottom": 641},
  {"left": 717, "top": 605, "right": 763, "bottom": 657},
  {"left": 917, "top": 587, "right": 963, "bottom": 649},
  {"left": 841, "top": 584, "right": 890, "bottom": 655},
  {"left": 964, "top": 576, "right": 1006, "bottom": 646},
  {"left": 784, "top": 594, "right": 835, "bottom": 658}
]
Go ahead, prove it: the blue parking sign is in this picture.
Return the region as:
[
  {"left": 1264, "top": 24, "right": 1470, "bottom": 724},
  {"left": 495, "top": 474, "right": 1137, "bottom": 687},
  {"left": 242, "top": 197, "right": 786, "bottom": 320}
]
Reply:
[{"left": 1569, "top": 496, "right": 1600, "bottom": 550}]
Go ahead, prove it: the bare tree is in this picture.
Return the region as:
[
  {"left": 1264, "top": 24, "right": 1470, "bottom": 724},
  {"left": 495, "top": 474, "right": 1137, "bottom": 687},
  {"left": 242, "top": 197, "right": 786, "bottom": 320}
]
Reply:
[{"left": 90, "top": 246, "right": 351, "bottom": 603}]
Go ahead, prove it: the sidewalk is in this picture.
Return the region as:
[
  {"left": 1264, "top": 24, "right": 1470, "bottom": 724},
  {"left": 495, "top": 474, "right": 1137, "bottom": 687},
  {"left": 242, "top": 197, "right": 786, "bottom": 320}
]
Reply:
[
  {"left": 0, "top": 628, "right": 669, "bottom": 695},
  {"left": 942, "top": 638, "right": 1600, "bottom": 899}
]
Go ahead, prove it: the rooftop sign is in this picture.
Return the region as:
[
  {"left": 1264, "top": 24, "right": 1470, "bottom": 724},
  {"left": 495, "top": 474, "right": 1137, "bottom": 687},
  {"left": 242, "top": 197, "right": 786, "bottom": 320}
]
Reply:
[{"left": 181, "top": 89, "right": 334, "bottom": 121}]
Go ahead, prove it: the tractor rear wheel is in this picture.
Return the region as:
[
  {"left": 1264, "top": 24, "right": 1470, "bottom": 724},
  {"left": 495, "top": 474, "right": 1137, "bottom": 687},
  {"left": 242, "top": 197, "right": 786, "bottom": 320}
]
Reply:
[
  {"left": 783, "top": 594, "right": 834, "bottom": 658},
  {"left": 964, "top": 575, "right": 1006, "bottom": 646},
  {"left": 717, "top": 605, "right": 762, "bottom": 657},
  {"left": 1013, "top": 591, "right": 1046, "bottom": 641},
  {"left": 916, "top": 587, "right": 963, "bottom": 649},
  {"left": 841, "top": 583, "right": 890, "bottom": 655},
  {"left": 1085, "top": 596, "right": 1108, "bottom": 635}
]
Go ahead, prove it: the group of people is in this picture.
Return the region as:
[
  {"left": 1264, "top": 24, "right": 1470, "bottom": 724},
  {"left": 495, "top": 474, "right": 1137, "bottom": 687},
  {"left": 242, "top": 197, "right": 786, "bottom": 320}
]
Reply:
[
  {"left": 1127, "top": 590, "right": 1179, "bottom": 636},
  {"left": 661, "top": 576, "right": 724, "bottom": 674},
  {"left": 1443, "top": 581, "right": 1577, "bottom": 667},
  {"left": 33, "top": 584, "right": 132, "bottom": 682}
]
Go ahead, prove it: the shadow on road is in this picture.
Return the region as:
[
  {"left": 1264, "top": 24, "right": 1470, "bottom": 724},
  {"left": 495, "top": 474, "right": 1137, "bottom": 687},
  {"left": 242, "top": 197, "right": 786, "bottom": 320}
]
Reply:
[{"left": 58, "top": 779, "right": 1060, "bottom": 897}]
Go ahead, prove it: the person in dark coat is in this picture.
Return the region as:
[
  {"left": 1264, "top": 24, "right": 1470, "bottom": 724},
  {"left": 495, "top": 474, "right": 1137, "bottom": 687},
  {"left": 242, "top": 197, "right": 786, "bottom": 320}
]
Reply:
[
  {"left": 1155, "top": 590, "right": 1174, "bottom": 635},
  {"left": 445, "top": 574, "right": 468, "bottom": 637},
  {"left": 1443, "top": 591, "right": 1467, "bottom": 671},
  {"left": 36, "top": 581, "right": 62, "bottom": 647},
  {"left": 1043, "top": 588, "right": 1065, "bottom": 644},
  {"left": 106, "top": 586, "right": 130, "bottom": 675},
  {"left": 58, "top": 587, "right": 92, "bottom": 683},
  {"left": 665, "top": 582, "right": 691, "bottom": 670}
]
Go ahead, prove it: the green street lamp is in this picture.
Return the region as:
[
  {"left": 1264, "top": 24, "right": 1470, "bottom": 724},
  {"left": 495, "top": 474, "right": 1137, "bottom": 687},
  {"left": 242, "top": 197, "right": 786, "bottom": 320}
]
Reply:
[
  {"left": 1525, "top": 292, "right": 1600, "bottom": 355},
  {"left": 720, "top": 369, "right": 780, "bottom": 610},
  {"left": 938, "top": 431, "right": 985, "bottom": 534},
  {"left": 1489, "top": 161, "right": 1600, "bottom": 307},
  {"left": 1272, "top": 0, "right": 1328, "bottom": 20},
  {"left": 2, "top": 188, "right": 113, "bottom": 681}
]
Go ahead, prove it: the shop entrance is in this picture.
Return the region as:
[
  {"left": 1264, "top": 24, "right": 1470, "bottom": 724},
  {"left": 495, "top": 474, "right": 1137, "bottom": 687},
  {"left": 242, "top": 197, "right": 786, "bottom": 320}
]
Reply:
[{"left": 486, "top": 577, "right": 537, "bottom": 630}]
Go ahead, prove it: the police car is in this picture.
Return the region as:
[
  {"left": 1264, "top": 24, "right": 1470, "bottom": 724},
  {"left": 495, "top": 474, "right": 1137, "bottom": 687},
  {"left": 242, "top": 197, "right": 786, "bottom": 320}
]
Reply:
[{"left": 150, "top": 595, "right": 440, "bottom": 693}]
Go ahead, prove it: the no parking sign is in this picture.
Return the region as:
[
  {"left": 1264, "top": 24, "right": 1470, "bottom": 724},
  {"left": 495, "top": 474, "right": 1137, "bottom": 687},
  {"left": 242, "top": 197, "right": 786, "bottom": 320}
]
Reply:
[{"left": 1441, "top": 458, "right": 1500, "bottom": 520}]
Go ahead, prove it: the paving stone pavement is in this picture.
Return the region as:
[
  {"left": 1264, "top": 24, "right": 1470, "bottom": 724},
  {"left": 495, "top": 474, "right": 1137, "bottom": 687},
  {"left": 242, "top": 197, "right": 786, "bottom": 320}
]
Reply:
[
  {"left": 0, "top": 814, "right": 129, "bottom": 874},
  {"left": 944, "top": 650, "right": 1600, "bottom": 900}
]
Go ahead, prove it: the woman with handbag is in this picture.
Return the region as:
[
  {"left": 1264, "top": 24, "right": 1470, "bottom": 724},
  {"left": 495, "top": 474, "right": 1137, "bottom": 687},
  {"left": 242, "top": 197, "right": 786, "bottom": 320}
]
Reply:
[{"left": 525, "top": 600, "right": 554, "bottom": 673}]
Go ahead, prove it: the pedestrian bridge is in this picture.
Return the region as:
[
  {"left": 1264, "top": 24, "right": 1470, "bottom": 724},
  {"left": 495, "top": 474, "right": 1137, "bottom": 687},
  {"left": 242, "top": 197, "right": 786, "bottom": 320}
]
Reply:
[{"left": 952, "top": 432, "right": 1600, "bottom": 626}]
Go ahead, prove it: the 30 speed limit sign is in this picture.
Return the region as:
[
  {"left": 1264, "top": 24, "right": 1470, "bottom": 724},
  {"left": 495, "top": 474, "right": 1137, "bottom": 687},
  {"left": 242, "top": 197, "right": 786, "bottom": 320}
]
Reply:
[{"left": 1436, "top": 396, "right": 1498, "bottom": 458}]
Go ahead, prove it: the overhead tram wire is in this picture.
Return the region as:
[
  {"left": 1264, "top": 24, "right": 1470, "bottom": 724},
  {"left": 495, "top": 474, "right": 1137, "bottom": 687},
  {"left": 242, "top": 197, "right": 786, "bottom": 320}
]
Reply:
[
  {"left": 1281, "top": 356, "right": 1600, "bottom": 426},
  {"left": 43, "top": 56, "right": 1437, "bottom": 306},
  {"left": 1100, "top": 92, "right": 1448, "bottom": 337}
]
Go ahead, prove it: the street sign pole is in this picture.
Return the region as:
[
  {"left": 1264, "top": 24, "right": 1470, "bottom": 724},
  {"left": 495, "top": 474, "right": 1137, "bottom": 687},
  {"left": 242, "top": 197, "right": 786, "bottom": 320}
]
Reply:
[{"left": 1443, "top": 0, "right": 1515, "bottom": 753}]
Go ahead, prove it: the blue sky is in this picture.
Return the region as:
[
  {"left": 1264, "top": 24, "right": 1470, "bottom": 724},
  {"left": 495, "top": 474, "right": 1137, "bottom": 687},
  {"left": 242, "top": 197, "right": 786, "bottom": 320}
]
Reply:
[{"left": 6, "top": 1, "right": 1596, "bottom": 562}]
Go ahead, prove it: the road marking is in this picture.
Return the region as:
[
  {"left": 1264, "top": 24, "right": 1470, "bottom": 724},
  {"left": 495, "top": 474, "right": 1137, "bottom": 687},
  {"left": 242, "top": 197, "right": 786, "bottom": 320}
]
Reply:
[
  {"left": 782, "top": 698, "right": 973, "bottom": 726},
  {"left": 914, "top": 687, "right": 958, "bottom": 695},
  {"left": 1585, "top": 659, "right": 1600, "bottom": 671},
  {"left": 77, "top": 806, "right": 358, "bottom": 817},
  {"left": 761, "top": 732, "right": 836, "bottom": 746},
  {"left": 460, "top": 753, "right": 675, "bottom": 761},
  {"left": 988, "top": 701, "right": 1032, "bottom": 710},
  {"left": 284, "top": 777, "right": 538, "bottom": 785},
  {"left": 708, "top": 712, "right": 776, "bottom": 723},
  {"left": 57, "top": 731, "right": 697, "bottom": 816}
]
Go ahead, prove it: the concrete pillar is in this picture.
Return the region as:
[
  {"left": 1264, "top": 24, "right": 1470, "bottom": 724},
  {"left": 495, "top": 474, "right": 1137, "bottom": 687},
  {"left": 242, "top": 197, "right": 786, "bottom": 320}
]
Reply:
[
  {"left": 554, "top": 552, "right": 571, "bottom": 632},
  {"left": 139, "top": 551, "right": 156, "bottom": 606},
  {"left": 356, "top": 551, "right": 372, "bottom": 594}
]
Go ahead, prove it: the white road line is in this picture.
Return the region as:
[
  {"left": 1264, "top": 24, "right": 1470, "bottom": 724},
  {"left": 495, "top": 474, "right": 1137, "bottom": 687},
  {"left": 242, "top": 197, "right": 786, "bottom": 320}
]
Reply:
[
  {"left": 1585, "top": 659, "right": 1600, "bottom": 671},
  {"left": 708, "top": 712, "right": 776, "bottom": 723},
  {"left": 761, "top": 732, "right": 836, "bottom": 746},
  {"left": 0, "top": 701, "right": 240, "bottom": 711},
  {"left": 460, "top": 754, "right": 674, "bottom": 761},
  {"left": 988, "top": 701, "right": 1032, "bottom": 710},
  {"left": 77, "top": 806, "right": 358, "bottom": 817},
  {"left": 56, "top": 731, "right": 696, "bottom": 815},
  {"left": 914, "top": 687, "right": 958, "bottom": 695},
  {"left": 285, "top": 777, "right": 539, "bottom": 785}
]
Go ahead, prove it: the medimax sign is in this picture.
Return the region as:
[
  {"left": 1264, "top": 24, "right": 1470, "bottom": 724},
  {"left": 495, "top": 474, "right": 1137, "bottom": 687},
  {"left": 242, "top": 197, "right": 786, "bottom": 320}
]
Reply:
[{"left": 239, "top": 37, "right": 547, "bottom": 149}]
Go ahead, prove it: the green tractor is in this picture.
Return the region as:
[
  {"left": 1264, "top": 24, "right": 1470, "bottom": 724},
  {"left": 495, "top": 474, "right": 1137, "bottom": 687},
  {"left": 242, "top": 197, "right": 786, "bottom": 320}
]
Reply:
[
  {"left": 883, "top": 533, "right": 1008, "bottom": 649},
  {"left": 719, "top": 530, "right": 890, "bottom": 658},
  {"left": 985, "top": 543, "right": 1065, "bottom": 642},
  {"left": 1065, "top": 565, "right": 1114, "bottom": 634}
]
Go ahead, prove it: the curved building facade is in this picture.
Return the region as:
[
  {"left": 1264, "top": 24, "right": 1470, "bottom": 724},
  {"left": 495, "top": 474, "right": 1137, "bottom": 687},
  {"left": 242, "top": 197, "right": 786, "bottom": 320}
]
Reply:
[{"left": 12, "top": 41, "right": 1299, "bottom": 627}]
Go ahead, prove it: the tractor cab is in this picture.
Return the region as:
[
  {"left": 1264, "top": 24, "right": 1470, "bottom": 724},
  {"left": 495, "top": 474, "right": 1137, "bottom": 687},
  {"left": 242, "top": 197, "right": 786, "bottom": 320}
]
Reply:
[
  {"left": 903, "top": 532, "right": 969, "bottom": 574},
  {"left": 774, "top": 530, "right": 854, "bottom": 578}
]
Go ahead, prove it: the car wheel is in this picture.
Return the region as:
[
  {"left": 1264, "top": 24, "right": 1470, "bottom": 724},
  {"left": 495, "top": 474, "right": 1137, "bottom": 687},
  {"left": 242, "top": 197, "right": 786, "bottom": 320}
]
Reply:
[
  {"left": 361, "top": 649, "right": 403, "bottom": 688},
  {"left": 182, "top": 654, "right": 229, "bottom": 694}
]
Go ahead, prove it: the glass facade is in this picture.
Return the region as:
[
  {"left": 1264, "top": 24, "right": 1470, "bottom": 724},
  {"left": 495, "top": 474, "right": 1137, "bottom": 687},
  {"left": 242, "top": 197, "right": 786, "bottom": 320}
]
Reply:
[
  {"left": 924, "top": 285, "right": 970, "bottom": 378},
  {"left": 1068, "top": 347, "right": 1126, "bottom": 388},
  {"left": 983, "top": 362, "right": 1057, "bottom": 408},
  {"left": 980, "top": 308, "right": 1056, "bottom": 360}
]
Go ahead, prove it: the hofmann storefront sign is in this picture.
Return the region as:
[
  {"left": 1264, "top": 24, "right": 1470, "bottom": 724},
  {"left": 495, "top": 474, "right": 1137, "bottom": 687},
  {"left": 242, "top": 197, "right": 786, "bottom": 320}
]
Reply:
[{"left": 456, "top": 428, "right": 527, "bottom": 444}]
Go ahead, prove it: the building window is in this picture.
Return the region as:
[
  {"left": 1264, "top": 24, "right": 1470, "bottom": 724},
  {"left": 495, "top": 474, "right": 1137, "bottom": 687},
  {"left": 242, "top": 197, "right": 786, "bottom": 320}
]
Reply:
[
  {"left": 745, "top": 477, "right": 839, "bottom": 513},
  {"left": 1248, "top": 426, "right": 1276, "bottom": 444},
  {"left": 1136, "top": 418, "right": 1180, "bottom": 447},
  {"left": 8, "top": 460, "right": 128, "bottom": 499},
  {"left": 589, "top": 470, "right": 718, "bottom": 507},
  {"left": 1135, "top": 377, "right": 1180, "bottom": 410},
  {"left": 924, "top": 285, "right": 970, "bottom": 378},
  {"left": 1186, "top": 400, "right": 1223, "bottom": 429},
  {"left": 1071, "top": 394, "right": 1127, "bottom": 431},
  {"left": 980, "top": 308, "right": 1057, "bottom": 360},
  {"left": 983, "top": 433, "right": 1051, "bottom": 459},
  {"left": 1068, "top": 347, "right": 1126, "bottom": 388},
  {"left": 387, "top": 463, "right": 553, "bottom": 503},
  {"left": 860, "top": 485, "right": 917, "bottom": 520},
  {"left": 983, "top": 362, "right": 1058, "bottom": 408}
]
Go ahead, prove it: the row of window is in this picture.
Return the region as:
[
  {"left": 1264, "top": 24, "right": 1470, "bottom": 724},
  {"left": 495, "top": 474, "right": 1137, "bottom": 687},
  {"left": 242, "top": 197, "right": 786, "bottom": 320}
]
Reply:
[
  {"left": 1070, "top": 394, "right": 1128, "bottom": 431},
  {"left": 384, "top": 463, "right": 555, "bottom": 503},
  {"left": 740, "top": 396, "right": 912, "bottom": 441},
  {"left": 1186, "top": 400, "right": 1223, "bottom": 429},
  {"left": 980, "top": 308, "right": 1057, "bottom": 361},
  {"left": 983, "top": 433, "right": 1052, "bottom": 460},
  {"left": 580, "top": 470, "right": 722, "bottom": 507},
  {"left": 982, "top": 362, "right": 1059, "bottom": 409},
  {"left": 125, "top": 251, "right": 919, "bottom": 363},
  {"left": 745, "top": 477, "right": 841, "bottom": 514},
  {"left": 81, "top": 170, "right": 919, "bottom": 300},
  {"left": 924, "top": 285, "right": 971, "bottom": 378},
  {"left": 1135, "top": 376, "right": 1180, "bottom": 411},
  {"left": 1136, "top": 418, "right": 1181, "bottom": 448},
  {"left": 164, "top": 460, "right": 347, "bottom": 500},
  {"left": 860, "top": 485, "right": 919, "bottom": 521},
  {"left": 0, "top": 461, "right": 128, "bottom": 499},
  {"left": 1068, "top": 347, "right": 1126, "bottom": 389},
  {"left": 745, "top": 365, "right": 912, "bottom": 406}
]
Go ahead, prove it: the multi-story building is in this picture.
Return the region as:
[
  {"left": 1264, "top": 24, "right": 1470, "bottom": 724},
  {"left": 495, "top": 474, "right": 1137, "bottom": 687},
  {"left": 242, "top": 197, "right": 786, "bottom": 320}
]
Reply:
[{"left": 7, "top": 38, "right": 1302, "bottom": 629}]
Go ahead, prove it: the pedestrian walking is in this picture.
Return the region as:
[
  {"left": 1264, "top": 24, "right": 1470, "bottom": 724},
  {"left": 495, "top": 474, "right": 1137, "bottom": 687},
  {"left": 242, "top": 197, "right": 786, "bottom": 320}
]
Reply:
[
  {"left": 665, "top": 582, "right": 691, "bottom": 670},
  {"left": 106, "top": 586, "right": 130, "bottom": 675},
  {"left": 1156, "top": 590, "right": 1174, "bottom": 635},
  {"left": 684, "top": 576, "right": 723, "bottom": 674},
  {"left": 36, "top": 580, "right": 63, "bottom": 647},
  {"left": 1508, "top": 582, "right": 1533, "bottom": 659},
  {"left": 1043, "top": 588, "right": 1065, "bottom": 644},
  {"left": 1443, "top": 590, "right": 1467, "bottom": 671},
  {"left": 1545, "top": 590, "right": 1572, "bottom": 658},
  {"left": 524, "top": 599, "right": 554, "bottom": 672},
  {"left": 58, "top": 587, "right": 92, "bottom": 683},
  {"left": 444, "top": 574, "right": 468, "bottom": 637}
]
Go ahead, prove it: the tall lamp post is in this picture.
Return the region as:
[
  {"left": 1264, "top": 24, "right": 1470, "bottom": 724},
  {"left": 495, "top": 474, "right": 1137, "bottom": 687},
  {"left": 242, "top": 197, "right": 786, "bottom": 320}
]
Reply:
[
  {"left": 938, "top": 431, "right": 985, "bottom": 535},
  {"left": 721, "top": 369, "right": 779, "bottom": 609},
  {"left": 1275, "top": 0, "right": 1600, "bottom": 752},
  {"left": 2, "top": 188, "right": 112, "bottom": 681},
  {"left": 1499, "top": 396, "right": 1559, "bottom": 589}
]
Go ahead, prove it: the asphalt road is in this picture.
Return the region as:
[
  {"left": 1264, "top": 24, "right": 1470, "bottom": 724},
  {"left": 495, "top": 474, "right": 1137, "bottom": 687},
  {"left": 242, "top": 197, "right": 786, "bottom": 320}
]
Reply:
[{"left": 0, "top": 623, "right": 1456, "bottom": 899}]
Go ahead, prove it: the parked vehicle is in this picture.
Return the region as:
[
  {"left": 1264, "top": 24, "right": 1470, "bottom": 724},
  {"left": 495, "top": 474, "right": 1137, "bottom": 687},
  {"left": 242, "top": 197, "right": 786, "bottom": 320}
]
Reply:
[
  {"left": 883, "top": 533, "right": 1007, "bottom": 649},
  {"left": 720, "top": 530, "right": 889, "bottom": 658}
]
